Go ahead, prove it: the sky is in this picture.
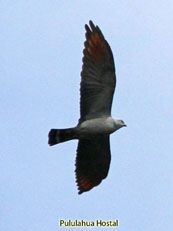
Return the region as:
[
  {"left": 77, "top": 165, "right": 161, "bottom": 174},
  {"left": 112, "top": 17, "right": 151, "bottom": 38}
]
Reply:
[{"left": 0, "top": 1, "right": 173, "bottom": 231}]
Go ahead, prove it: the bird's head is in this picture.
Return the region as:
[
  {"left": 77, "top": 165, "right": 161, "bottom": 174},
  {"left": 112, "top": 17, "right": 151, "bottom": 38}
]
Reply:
[{"left": 113, "top": 118, "right": 127, "bottom": 130}]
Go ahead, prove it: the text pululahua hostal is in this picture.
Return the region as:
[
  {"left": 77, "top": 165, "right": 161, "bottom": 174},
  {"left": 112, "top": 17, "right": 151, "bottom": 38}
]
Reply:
[{"left": 59, "top": 219, "right": 119, "bottom": 227}]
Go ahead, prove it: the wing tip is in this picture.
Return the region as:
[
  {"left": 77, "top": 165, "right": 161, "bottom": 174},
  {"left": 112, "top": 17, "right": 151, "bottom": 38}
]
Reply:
[
  {"left": 89, "top": 20, "right": 95, "bottom": 30},
  {"left": 85, "top": 20, "right": 96, "bottom": 33},
  {"left": 75, "top": 171, "right": 102, "bottom": 195}
]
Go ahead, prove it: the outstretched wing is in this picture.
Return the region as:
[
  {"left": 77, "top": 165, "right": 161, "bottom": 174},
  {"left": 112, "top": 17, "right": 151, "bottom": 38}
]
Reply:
[
  {"left": 79, "top": 20, "right": 116, "bottom": 123},
  {"left": 75, "top": 136, "right": 111, "bottom": 194}
]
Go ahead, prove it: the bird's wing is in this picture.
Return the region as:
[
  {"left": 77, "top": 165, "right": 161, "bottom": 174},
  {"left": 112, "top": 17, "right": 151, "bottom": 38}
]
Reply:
[
  {"left": 75, "top": 136, "right": 111, "bottom": 194},
  {"left": 79, "top": 20, "right": 116, "bottom": 123}
]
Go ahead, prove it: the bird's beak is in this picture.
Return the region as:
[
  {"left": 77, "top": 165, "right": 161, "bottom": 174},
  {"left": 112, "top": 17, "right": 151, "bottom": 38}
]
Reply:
[{"left": 123, "top": 124, "right": 127, "bottom": 127}]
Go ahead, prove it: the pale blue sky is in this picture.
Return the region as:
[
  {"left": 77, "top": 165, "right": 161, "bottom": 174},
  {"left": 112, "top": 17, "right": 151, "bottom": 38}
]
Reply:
[{"left": 1, "top": 1, "right": 173, "bottom": 231}]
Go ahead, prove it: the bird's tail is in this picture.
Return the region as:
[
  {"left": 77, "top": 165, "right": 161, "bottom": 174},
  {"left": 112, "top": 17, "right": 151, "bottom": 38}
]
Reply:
[{"left": 48, "top": 128, "right": 77, "bottom": 146}]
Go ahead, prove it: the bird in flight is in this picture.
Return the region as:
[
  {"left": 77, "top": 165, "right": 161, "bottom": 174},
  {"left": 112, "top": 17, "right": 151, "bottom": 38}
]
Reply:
[{"left": 48, "top": 20, "right": 126, "bottom": 194}]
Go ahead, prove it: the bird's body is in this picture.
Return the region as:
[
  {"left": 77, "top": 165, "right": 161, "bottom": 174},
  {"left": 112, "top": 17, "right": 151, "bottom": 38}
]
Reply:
[
  {"left": 48, "top": 21, "right": 126, "bottom": 194},
  {"left": 78, "top": 117, "right": 124, "bottom": 137},
  {"left": 49, "top": 117, "right": 125, "bottom": 144}
]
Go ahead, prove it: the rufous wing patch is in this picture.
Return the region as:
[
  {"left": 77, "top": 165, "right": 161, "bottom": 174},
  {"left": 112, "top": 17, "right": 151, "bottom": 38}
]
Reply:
[
  {"left": 87, "top": 32, "right": 107, "bottom": 62},
  {"left": 77, "top": 175, "right": 101, "bottom": 194}
]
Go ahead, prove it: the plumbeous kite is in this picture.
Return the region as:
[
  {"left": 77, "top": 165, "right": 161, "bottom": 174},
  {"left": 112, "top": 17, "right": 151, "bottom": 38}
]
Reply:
[{"left": 48, "top": 20, "right": 126, "bottom": 194}]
